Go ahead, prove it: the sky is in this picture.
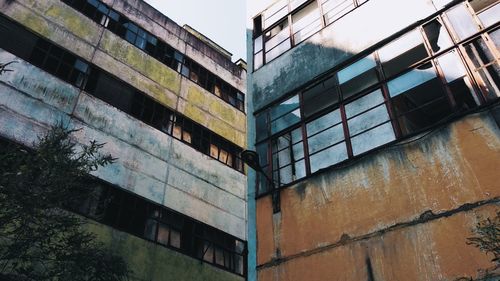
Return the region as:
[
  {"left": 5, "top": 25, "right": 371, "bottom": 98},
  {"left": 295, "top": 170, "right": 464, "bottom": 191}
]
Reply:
[{"left": 144, "top": 0, "right": 248, "bottom": 62}]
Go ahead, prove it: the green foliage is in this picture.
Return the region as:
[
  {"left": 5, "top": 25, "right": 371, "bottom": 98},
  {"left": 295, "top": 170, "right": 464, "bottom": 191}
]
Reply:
[
  {"left": 467, "top": 211, "right": 500, "bottom": 264},
  {"left": 0, "top": 125, "right": 130, "bottom": 281}
]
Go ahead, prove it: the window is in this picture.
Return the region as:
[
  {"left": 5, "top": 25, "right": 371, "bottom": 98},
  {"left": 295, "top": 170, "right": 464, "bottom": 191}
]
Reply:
[
  {"left": 270, "top": 95, "right": 301, "bottom": 134},
  {"left": 345, "top": 89, "right": 395, "bottom": 155},
  {"left": 469, "top": 0, "right": 499, "bottom": 28},
  {"left": 462, "top": 35, "right": 500, "bottom": 100},
  {"left": 291, "top": 1, "right": 321, "bottom": 44},
  {"left": 272, "top": 128, "right": 306, "bottom": 184},
  {"left": 378, "top": 29, "right": 429, "bottom": 78},
  {"left": 445, "top": 3, "right": 479, "bottom": 40},
  {"left": 302, "top": 74, "right": 339, "bottom": 117},
  {"left": 264, "top": 19, "right": 291, "bottom": 62},
  {"left": 62, "top": 0, "right": 245, "bottom": 112},
  {"left": 321, "top": 0, "right": 355, "bottom": 25},
  {"left": 437, "top": 50, "right": 480, "bottom": 110},
  {"left": 337, "top": 53, "right": 379, "bottom": 99},
  {"left": 254, "top": 2, "right": 500, "bottom": 192},
  {"left": 252, "top": 0, "right": 367, "bottom": 69},
  {"left": 388, "top": 63, "right": 453, "bottom": 135},
  {"left": 306, "top": 109, "right": 347, "bottom": 172},
  {"left": 263, "top": 0, "right": 289, "bottom": 29},
  {"left": 76, "top": 180, "right": 246, "bottom": 276},
  {"left": 423, "top": 18, "right": 453, "bottom": 54}
]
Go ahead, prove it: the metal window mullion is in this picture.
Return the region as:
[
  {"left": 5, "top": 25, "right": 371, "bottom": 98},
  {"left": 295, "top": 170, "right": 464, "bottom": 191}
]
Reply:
[
  {"left": 298, "top": 91, "right": 312, "bottom": 175},
  {"left": 339, "top": 104, "right": 353, "bottom": 158}
]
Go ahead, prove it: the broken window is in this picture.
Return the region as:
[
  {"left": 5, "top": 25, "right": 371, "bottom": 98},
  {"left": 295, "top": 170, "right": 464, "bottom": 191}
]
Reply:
[
  {"left": 379, "top": 29, "right": 429, "bottom": 78},
  {"left": 388, "top": 63, "right": 453, "bottom": 136},
  {"left": 437, "top": 49, "right": 480, "bottom": 110},
  {"left": 423, "top": 18, "right": 453, "bottom": 54}
]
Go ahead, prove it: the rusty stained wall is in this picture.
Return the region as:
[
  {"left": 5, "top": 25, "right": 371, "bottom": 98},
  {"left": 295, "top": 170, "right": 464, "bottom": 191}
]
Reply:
[
  {"left": 0, "top": 0, "right": 248, "bottom": 243},
  {"left": 255, "top": 112, "right": 500, "bottom": 281}
]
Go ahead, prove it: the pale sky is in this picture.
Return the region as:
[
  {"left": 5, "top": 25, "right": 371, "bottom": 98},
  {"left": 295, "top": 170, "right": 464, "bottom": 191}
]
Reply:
[{"left": 144, "top": 0, "right": 247, "bottom": 62}]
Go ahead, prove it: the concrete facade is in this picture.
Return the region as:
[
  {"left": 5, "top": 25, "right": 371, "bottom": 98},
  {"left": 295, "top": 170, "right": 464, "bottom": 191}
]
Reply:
[
  {"left": 247, "top": 0, "right": 500, "bottom": 280},
  {"left": 0, "top": 0, "right": 247, "bottom": 280}
]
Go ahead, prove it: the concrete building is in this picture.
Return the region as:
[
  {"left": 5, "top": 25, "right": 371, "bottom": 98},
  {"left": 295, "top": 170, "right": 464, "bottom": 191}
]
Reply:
[
  {"left": 0, "top": 0, "right": 247, "bottom": 280},
  {"left": 247, "top": 0, "right": 500, "bottom": 280}
]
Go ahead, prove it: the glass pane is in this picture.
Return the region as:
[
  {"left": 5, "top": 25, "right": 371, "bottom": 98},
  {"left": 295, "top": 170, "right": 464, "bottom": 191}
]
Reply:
[
  {"left": 322, "top": 0, "right": 355, "bottom": 25},
  {"left": 271, "top": 95, "right": 300, "bottom": 119},
  {"left": 263, "top": 0, "right": 289, "bottom": 29},
  {"left": 307, "top": 123, "right": 344, "bottom": 154},
  {"left": 438, "top": 50, "right": 467, "bottom": 83},
  {"left": 265, "top": 20, "right": 290, "bottom": 50},
  {"left": 432, "top": 0, "right": 453, "bottom": 9},
  {"left": 254, "top": 35, "right": 263, "bottom": 53},
  {"left": 345, "top": 88, "right": 385, "bottom": 118},
  {"left": 256, "top": 142, "right": 269, "bottom": 167},
  {"left": 445, "top": 4, "right": 479, "bottom": 40},
  {"left": 292, "top": 2, "right": 321, "bottom": 44},
  {"left": 271, "top": 109, "right": 301, "bottom": 134},
  {"left": 388, "top": 64, "right": 438, "bottom": 98},
  {"left": 157, "top": 224, "right": 170, "bottom": 246},
  {"left": 351, "top": 122, "right": 396, "bottom": 156},
  {"left": 379, "top": 29, "right": 428, "bottom": 78},
  {"left": 272, "top": 128, "right": 305, "bottom": 185},
  {"left": 423, "top": 19, "right": 453, "bottom": 53},
  {"left": 256, "top": 111, "right": 269, "bottom": 141},
  {"left": 348, "top": 104, "right": 390, "bottom": 136},
  {"left": 266, "top": 39, "right": 291, "bottom": 62},
  {"left": 310, "top": 142, "right": 348, "bottom": 173},
  {"left": 337, "top": 54, "right": 379, "bottom": 99},
  {"left": 278, "top": 159, "right": 306, "bottom": 184},
  {"left": 477, "top": 2, "right": 500, "bottom": 27},
  {"left": 490, "top": 28, "right": 500, "bottom": 49},
  {"left": 302, "top": 75, "right": 339, "bottom": 117},
  {"left": 306, "top": 108, "right": 342, "bottom": 136},
  {"left": 254, "top": 51, "right": 264, "bottom": 69},
  {"left": 290, "top": 0, "right": 309, "bottom": 10},
  {"left": 170, "top": 229, "right": 181, "bottom": 248}
]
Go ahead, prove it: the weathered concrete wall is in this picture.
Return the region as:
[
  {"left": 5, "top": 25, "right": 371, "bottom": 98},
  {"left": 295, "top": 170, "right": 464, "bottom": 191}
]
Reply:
[
  {"left": 0, "top": 0, "right": 248, "bottom": 239},
  {"left": 255, "top": 112, "right": 500, "bottom": 280},
  {"left": 250, "top": 0, "right": 438, "bottom": 111},
  {"left": 0, "top": 48, "right": 247, "bottom": 240},
  {"left": 0, "top": 0, "right": 247, "bottom": 148},
  {"left": 87, "top": 221, "right": 244, "bottom": 281}
]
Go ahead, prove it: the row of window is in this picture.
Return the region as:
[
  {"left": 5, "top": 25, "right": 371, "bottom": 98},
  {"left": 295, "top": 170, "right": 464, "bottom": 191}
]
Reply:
[
  {"left": 75, "top": 179, "right": 246, "bottom": 276},
  {"left": 253, "top": 0, "right": 369, "bottom": 69},
  {"left": 0, "top": 15, "right": 245, "bottom": 173},
  {"left": 61, "top": 0, "right": 245, "bottom": 112},
  {"left": 255, "top": 0, "right": 499, "bottom": 194}
]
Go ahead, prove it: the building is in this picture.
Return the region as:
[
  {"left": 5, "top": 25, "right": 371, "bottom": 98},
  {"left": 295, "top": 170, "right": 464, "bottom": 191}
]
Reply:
[
  {"left": 247, "top": 0, "right": 499, "bottom": 280},
  {"left": 0, "top": 0, "right": 247, "bottom": 280}
]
